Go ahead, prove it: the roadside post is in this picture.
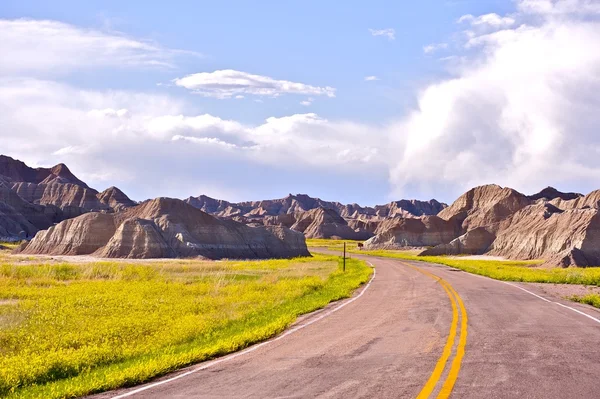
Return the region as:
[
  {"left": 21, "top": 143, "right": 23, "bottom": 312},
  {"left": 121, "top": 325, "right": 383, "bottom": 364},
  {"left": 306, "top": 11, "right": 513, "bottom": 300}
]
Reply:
[{"left": 343, "top": 242, "right": 346, "bottom": 272}]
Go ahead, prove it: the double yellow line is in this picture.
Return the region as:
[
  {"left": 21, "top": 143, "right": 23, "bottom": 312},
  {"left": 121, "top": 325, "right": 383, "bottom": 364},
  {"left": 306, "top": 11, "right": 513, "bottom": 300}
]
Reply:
[{"left": 400, "top": 261, "right": 468, "bottom": 399}]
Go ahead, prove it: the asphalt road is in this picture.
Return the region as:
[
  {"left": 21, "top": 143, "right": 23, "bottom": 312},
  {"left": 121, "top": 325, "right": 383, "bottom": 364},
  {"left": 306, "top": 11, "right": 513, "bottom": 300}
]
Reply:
[{"left": 97, "top": 251, "right": 600, "bottom": 399}]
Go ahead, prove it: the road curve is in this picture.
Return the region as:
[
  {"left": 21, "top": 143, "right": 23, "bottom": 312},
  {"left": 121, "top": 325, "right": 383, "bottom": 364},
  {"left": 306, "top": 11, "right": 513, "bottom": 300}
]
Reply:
[{"left": 95, "top": 253, "right": 600, "bottom": 399}]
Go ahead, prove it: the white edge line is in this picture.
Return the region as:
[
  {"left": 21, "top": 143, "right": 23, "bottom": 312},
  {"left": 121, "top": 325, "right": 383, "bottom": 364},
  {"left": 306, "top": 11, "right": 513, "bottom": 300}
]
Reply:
[
  {"left": 111, "top": 262, "right": 376, "bottom": 399},
  {"left": 412, "top": 260, "right": 600, "bottom": 325}
]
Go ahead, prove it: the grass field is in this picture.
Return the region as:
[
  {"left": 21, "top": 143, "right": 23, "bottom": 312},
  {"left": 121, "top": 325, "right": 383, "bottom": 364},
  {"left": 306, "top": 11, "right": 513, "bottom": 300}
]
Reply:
[
  {"left": 306, "top": 239, "right": 600, "bottom": 287},
  {"left": 0, "top": 252, "right": 372, "bottom": 398},
  {"left": 569, "top": 294, "right": 600, "bottom": 308}
]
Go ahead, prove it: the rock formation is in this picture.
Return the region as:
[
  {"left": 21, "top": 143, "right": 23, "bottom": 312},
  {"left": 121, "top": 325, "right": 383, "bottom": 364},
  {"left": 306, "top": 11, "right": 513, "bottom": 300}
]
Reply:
[
  {"left": 11, "top": 182, "right": 110, "bottom": 218},
  {"left": 486, "top": 203, "right": 600, "bottom": 267},
  {"left": 364, "top": 216, "right": 459, "bottom": 249},
  {"left": 419, "top": 227, "right": 496, "bottom": 256},
  {"left": 18, "top": 197, "right": 310, "bottom": 259},
  {"left": 184, "top": 193, "right": 447, "bottom": 240},
  {"left": 290, "top": 208, "right": 372, "bottom": 240},
  {"left": 437, "top": 184, "right": 532, "bottom": 233},
  {"left": 528, "top": 186, "right": 582, "bottom": 202},
  {"left": 0, "top": 156, "right": 136, "bottom": 240},
  {"left": 549, "top": 190, "right": 600, "bottom": 211},
  {"left": 0, "top": 155, "right": 89, "bottom": 188},
  {"left": 97, "top": 186, "right": 136, "bottom": 211}
]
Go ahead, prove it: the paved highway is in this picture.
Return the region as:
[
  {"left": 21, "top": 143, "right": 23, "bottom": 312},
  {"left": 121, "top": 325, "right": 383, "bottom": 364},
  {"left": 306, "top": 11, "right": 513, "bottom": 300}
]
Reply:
[{"left": 96, "top": 252, "right": 600, "bottom": 399}]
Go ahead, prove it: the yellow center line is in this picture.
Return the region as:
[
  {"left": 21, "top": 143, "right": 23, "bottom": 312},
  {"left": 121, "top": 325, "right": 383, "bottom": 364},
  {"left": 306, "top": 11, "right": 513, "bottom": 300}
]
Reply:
[
  {"left": 397, "top": 261, "right": 468, "bottom": 399},
  {"left": 437, "top": 282, "right": 468, "bottom": 399},
  {"left": 416, "top": 280, "right": 458, "bottom": 399}
]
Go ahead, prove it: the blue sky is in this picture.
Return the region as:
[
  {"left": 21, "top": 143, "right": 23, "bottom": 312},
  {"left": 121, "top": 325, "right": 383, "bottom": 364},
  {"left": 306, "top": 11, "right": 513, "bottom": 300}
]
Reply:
[{"left": 1, "top": 0, "right": 600, "bottom": 205}]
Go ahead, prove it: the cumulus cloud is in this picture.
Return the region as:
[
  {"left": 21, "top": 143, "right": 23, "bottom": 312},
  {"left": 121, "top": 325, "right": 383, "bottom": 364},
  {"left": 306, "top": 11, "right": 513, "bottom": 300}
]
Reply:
[
  {"left": 423, "top": 43, "right": 449, "bottom": 54},
  {"left": 0, "top": 19, "right": 198, "bottom": 75},
  {"left": 458, "top": 13, "right": 516, "bottom": 27},
  {"left": 364, "top": 75, "right": 380, "bottom": 81},
  {"left": 0, "top": 78, "right": 383, "bottom": 199},
  {"left": 369, "top": 28, "right": 396, "bottom": 40},
  {"left": 387, "top": 0, "right": 600, "bottom": 199},
  {"left": 173, "top": 69, "right": 336, "bottom": 99},
  {"left": 518, "top": 0, "right": 600, "bottom": 15}
]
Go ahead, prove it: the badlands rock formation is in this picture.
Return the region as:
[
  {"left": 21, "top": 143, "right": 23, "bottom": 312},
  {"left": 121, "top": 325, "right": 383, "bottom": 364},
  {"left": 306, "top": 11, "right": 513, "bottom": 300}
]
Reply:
[
  {"left": 364, "top": 216, "right": 460, "bottom": 249},
  {"left": 488, "top": 203, "right": 600, "bottom": 267},
  {"left": 18, "top": 197, "right": 310, "bottom": 259},
  {"left": 290, "top": 208, "right": 372, "bottom": 240},
  {"left": 437, "top": 184, "right": 532, "bottom": 233},
  {"left": 420, "top": 187, "right": 600, "bottom": 266},
  {"left": 0, "top": 155, "right": 136, "bottom": 240},
  {"left": 185, "top": 193, "right": 446, "bottom": 240}
]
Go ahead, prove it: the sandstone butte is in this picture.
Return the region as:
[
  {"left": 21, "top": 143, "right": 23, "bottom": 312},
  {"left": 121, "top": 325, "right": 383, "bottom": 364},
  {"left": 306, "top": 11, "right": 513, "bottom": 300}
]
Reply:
[
  {"left": 0, "top": 155, "right": 135, "bottom": 240},
  {"left": 369, "top": 184, "right": 600, "bottom": 267},
  {"left": 17, "top": 197, "right": 310, "bottom": 259},
  {"left": 5, "top": 154, "right": 600, "bottom": 266}
]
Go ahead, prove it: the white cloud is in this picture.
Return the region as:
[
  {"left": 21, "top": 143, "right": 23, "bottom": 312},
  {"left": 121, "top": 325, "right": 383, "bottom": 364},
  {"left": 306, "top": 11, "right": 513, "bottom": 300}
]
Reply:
[
  {"left": 364, "top": 75, "right": 380, "bottom": 81},
  {"left": 0, "top": 79, "right": 383, "bottom": 199},
  {"left": 300, "top": 100, "right": 312, "bottom": 106},
  {"left": 0, "top": 19, "right": 198, "bottom": 75},
  {"left": 423, "top": 43, "right": 449, "bottom": 54},
  {"left": 173, "top": 69, "right": 336, "bottom": 99},
  {"left": 369, "top": 28, "right": 396, "bottom": 40},
  {"left": 458, "top": 13, "right": 516, "bottom": 27},
  {"left": 388, "top": 0, "right": 600, "bottom": 199},
  {"left": 518, "top": 0, "right": 600, "bottom": 15}
]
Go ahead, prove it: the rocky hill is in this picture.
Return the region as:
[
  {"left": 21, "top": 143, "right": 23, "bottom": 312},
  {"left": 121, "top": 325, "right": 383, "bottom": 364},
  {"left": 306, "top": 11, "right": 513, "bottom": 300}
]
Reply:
[
  {"left": 290, "top": 208, "right": 372, "bottom": 240},
  {"left": 184, "top": 193, "right": 447, "bottom": 240},
  {"left": 417, "top": 186, "right": 600, "bottom": 266},
  {"left": 437, "top": 184, "right": 532, "bottom": 233},
  {"left": 364, "top": 216, "right": 460, "bottom": 249},
  {"left": 0, "top": 155, "right": 135, "bottom": 240},
  {"left": 18, "top": 197, "right": 310, "bottom": 259}
]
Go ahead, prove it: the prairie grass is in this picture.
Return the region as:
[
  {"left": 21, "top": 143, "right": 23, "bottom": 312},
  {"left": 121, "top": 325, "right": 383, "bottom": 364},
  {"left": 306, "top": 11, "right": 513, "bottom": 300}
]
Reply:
[
  {"left": 307, "top": 239, "right": 600, "bottom": 287},
  {"left": 569, "top": 294, "right": 600, "bottom": 308},
  {"left": 0, "top": 254, "right": 371, "bottom": 398},
  {"left": 350, "top": 249, "right": 600, "bottom": 286},
  {"left": 305, "top": 238, "right": 363, "bottom": 250}
]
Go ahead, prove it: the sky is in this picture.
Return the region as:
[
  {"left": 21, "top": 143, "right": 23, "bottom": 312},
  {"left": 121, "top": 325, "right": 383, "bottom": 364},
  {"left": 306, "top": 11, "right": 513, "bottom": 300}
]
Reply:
[{"left": 1, "top": 0, "right": 600, "bottom": 205}]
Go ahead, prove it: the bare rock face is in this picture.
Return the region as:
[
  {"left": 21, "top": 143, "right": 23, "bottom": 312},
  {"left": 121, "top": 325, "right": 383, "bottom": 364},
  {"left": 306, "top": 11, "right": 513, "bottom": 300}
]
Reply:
[
  {"left": 528, "top": 186, "right": 582, "bottom": 202},
  {"left": 11, "top": 182, "right": 110, "bottom": 219},
  {"left": 184, "top": 195, "right": 232, "bottom": 214},
  {"left": 0, "top": 201, "right": 38, "bottom": 241},
  {"left": 185, "top": 193, "right": 446, "bottom": 232},
  {"left": 375, "top": 199, "right": 447, "bottom": 218},
  {"left": 438, "top": 184, "right": 532, "bottom": 232},
  {"left": 20, "top": 212, "right": 117, "bottom": 255},
  {"left": 419, "top": 227, "right": 496, "bottom": 256},
  {"left": 0, "top": 186, "right": 57, "bottom": 231},
  {"left": 487, "top": 203, "right": 600, "bottom": 266},
  {"left": 364, "top": 216, "right": 459, "bottom": 249},
  {"left": 0, "top": 155, "right": 89, "bottom": 188},
  {"left": 290, "top": 207, "right": 372, "bottom": 240},
  {"left": 94, "top": 218, "right": 174, "bottom": 259},
  {"left": 262, "top": 214, "right": 296, "bottom": 228},
  {"left": 97, "top": 186, "right": 136, "bottom": 211},
  {"left": 549, "top": 190, "right": 600, "bottom": 211},
  {"left": 18, "top": 197, "right": 310, "bottom": 259}
]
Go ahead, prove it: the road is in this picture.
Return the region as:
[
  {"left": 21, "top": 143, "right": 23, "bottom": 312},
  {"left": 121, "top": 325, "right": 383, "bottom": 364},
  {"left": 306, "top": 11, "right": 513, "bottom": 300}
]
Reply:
[{"left": 97, "top": 251, "right": 600, "bottom": 399}]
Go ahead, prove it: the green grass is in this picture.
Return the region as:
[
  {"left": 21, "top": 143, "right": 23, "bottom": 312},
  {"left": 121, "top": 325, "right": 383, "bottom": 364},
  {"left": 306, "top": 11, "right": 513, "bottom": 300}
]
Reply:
[
  {"left": 305, "top": 238, "right": 363, "bottom": 250},
  {"left": 0, "top": 255, "right": 372, "bottom": 398},
  {"left": 569, "top": 294, "right": 600, "bottom": 308},
  {"left": 307, "top": 240, "right": 600, "bottom": 287},
  {"left": 0, "top": 242, "right": 20, "bottom": 250},
  {"left": 351, "top": 249, "right": 600, "bottom": 286}
]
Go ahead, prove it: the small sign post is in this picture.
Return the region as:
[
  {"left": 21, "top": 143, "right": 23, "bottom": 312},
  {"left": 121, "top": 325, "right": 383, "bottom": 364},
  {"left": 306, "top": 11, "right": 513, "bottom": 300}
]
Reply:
[{"left": 343, "top": 242, "right": 346, "bottom": 272}]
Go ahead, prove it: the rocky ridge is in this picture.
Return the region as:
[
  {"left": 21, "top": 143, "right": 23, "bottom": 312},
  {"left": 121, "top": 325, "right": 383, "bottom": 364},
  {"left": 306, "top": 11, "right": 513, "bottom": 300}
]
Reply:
[{"left": 18, "top": 197, "right": 310, "bottom": 259}]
